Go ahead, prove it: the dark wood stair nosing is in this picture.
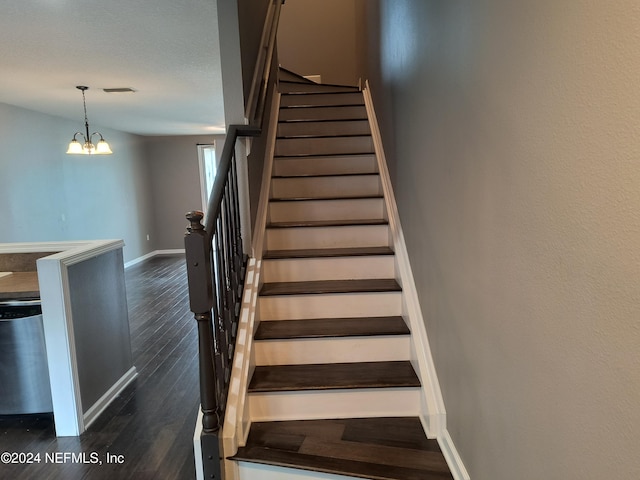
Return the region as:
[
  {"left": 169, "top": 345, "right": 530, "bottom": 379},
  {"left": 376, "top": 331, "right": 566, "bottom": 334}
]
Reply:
[
  {"left": 278, "top": 117, "right": 369, "bottom": 124},
  {"left": 254, "top": 316, "right": 410, "bottom": 340},
  {"left": 280, "top": 103, "right": 365, "bottom": 110},
  {"left": 267, "top": 219, "right": 388, "bottom": 229},
  {"left": 279, "top": 80, "right": 360, "bottom": 90},
  {"left": 259, "top": 278, "right": 401, "bottom": 297},
  {"left": 271, "top": 172, "right": 379, "bottom": 178},
  {"left": 273, "top": 151, "right": 375, "bottom": 159},
  {"left": 248, "top": 361, "right": 420, "bottom": 393},
  {"left": 276, "top": 133, "right": 371, "bottom": 140},
  {"left": 271, "top": 172, "right": 379, "bottom": 179},
  {"left": 269, "top": 194, "right": 384, "bottom": 203},
  {"left": 274, "top": 152, "right": 376, "bottom": 160},
  {"left": 281, "top": 90, "right": 363, "bottom": 97},
  {"left": 271, "top": 172, "right": 380, "bottom": 178},
  {"left": 263, "top": 246, "right": 394, "bottom": 259}
]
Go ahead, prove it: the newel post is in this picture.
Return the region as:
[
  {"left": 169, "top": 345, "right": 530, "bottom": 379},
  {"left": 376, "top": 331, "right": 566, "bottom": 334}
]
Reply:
[{"left": 184, "top": 211, "right": 223, "bottom": 479}]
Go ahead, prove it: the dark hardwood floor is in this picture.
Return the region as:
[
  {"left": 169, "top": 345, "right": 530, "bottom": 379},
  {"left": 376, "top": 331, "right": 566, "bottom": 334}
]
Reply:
[{"left": 0, "top": 254, "right": 198, "bottom": 480}]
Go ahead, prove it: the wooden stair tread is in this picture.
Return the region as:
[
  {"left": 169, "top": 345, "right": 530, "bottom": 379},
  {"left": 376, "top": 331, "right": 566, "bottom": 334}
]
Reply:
[
  {"left": 280, "top": 102, "right": 365, "bottom": 109},
  {"left": 260, "top": 278, "right": 401, "bottom": 296},
  {"left": 271, "top": 172, "right": 378, "bottom": 178},
  {"left": 248, "top": 361, "right": 420, "bottom": 392},
  {"left": 263, "top": 246, "right": 394, "bottom": 259},
  {"left": 270, "top": 194, "right": 383, "bottom": 202},
  {"left": 274, "top": 152, "right": 375, "bottom": 159},
  {"left": 255, "top": 316, "right": 410, "bottom": 340},
  {"left": 281, "top": 91, "right": 364, "bottom": 97},
  {"left": 230, "top": 417, "right": 452, "bottom": 480},
  {"left": 279, "top": 80, "right": 360, "bottom": 90},
  {"left": 278, "top": 118, "right": 369, "bottom": 123},
  {"left": 277, "top": 133, "right": 370, "bottom": 140},
  {"left": 268, "top": 218, "right": 388, "bottom": 228},
  {"left": 278, "top": 67, "right": 317, "bottom": 83},
  {"left": 275, "top": 151, "right": 375, "bottom": 158},
  {"left": 271, "top": 172, "right": 379, "bottom": 178}
]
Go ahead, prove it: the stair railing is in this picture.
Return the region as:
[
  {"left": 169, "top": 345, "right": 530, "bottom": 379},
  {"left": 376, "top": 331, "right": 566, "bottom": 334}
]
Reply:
[
  {"left": 185, "top": 125, "right": 260, "bottom": 431},
  {"left": 184, "top": 125, "right": 259, "bottom": 480},
  {"left": 246, "top": 0, "right": 283, "bottom": 125},
  {"left": 184, "top": 2, "right": 283, "bottom": 479}
]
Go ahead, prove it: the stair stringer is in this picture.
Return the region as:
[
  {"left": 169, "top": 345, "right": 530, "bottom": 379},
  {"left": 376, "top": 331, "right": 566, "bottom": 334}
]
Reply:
[{"left": 363, "top": 82, "right": 470, "bottom": 480}]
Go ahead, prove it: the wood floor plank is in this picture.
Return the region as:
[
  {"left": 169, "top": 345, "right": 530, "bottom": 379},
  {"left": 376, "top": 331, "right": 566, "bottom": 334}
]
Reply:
[
  {"left": 255, "top": 316, "right": 410, "bottom": 340},
  {"left": 259, "top": 278, "right": 401, "bottom": 296},
  {"left": 248, "top": 361, "right": 420, "bottom": 392},
  {"left": 0, "top": 255, "right": 198, "bottom": 480}
]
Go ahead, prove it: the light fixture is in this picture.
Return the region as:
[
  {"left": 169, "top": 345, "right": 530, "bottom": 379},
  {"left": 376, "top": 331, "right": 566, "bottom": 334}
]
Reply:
[{"left": 66, "top": 86, "right": 112, "bottom": 155}]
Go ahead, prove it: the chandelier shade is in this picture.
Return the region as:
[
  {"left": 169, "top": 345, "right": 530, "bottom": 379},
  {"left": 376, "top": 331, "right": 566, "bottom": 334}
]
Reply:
[{"left": 66, "top": 86, "right": 112, "bottom": 155}]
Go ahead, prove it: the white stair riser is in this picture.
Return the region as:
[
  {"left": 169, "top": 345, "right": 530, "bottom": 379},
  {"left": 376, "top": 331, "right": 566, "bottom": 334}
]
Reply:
[
  {"left": 268, "top": 198, "right": 385, "bottom": 223},
  {"left": 275, "top": 136, "right": 374, "bottom": 157},
  {"left": 271, "top": 175, "right": 381, "bottom": 199},
  {"left": 280, "top": 92, "right": 364, "bottom": 107},
  {"left": 277, "top": 120, "right": 370, "bottom": 138},
  {"left": 258, "top": 291, "right": 402, "bottom": 321},
  {"left": 262, "top": 256, "right": 395, "bottom": 283},
  {"left": 248, "top": 387, "right": 421, "bottom": 422},
  {"left": 239, "top": 462, "right": 363, "bottom": 480},
  {"left": 279, "top": 105, "right": 367, "bottom": 121},
  {"left": 273, "top": 155, "right": 378, "bottom": 177},
  {"left": 265, "top": 225, "right": 390, "bottom": 250},
  {"left": 254, "top": 335, "right": 411, "bottom": 365}
]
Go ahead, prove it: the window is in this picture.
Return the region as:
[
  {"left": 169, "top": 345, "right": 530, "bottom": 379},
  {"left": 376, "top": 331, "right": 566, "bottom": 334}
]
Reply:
[{"left": 197, "top": 144, "right": 217, "bottom": 212}]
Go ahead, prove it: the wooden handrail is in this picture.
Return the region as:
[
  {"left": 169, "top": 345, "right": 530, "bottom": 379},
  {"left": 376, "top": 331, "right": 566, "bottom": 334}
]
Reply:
[
  {"left": 203, "top": 125, "right": 261, "bottom": 238},
  {"left": 246, "top": 0, "right": 283, "bottom": 125}
]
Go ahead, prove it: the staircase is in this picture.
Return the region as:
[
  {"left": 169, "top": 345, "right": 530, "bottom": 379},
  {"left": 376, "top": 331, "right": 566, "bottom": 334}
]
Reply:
[{"left": 228, "top": 70, "right": 453, "bottom": 480}]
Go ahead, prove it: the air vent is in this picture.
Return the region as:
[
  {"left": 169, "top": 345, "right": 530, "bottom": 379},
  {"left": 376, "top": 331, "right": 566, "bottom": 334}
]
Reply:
[{"left": 103, "top": 88, "right": 136, "bottom": 93}]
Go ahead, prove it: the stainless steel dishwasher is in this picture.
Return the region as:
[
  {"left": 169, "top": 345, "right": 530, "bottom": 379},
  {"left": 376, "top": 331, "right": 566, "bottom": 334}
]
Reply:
[{"left": 0, "top": 299, "right": 53, "bottom": 414}]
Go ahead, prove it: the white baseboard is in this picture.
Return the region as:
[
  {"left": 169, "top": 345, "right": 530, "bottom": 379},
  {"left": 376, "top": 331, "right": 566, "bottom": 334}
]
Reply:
[
  {"left": 124, "top": 249, "right": 185, "bottom": 268},
  {"left": 194, "top": 409, "right": 204, "bottom": 480},
  {"left": 363, "top": 83, "right": 446, "bottom": 432},
  {"left": 438, "top": 429, "right": 471, "bottom": 480},
  {"left": 83, "top": 367, "right": 138, "bottom": 430}
]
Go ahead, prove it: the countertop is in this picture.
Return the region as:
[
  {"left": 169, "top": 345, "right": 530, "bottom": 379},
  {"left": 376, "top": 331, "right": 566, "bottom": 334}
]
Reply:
[{"left": 0, "top": 272, "right": 40, "bottom": 301}]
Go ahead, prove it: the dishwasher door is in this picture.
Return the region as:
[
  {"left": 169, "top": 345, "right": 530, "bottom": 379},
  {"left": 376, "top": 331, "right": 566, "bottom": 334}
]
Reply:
[{"left": 0, "top": 300, "right": 53, "bottom": 414}]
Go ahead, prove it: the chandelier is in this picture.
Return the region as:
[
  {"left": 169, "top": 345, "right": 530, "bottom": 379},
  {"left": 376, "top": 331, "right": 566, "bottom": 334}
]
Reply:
[{"left": 66, "top": 86, "right": 112, "bottom": 155}]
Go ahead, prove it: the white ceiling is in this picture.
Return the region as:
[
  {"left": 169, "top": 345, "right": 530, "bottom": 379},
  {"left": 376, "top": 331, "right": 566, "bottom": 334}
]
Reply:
[{"left": 0, "top": 0, "right": 226, "bottom": 136}]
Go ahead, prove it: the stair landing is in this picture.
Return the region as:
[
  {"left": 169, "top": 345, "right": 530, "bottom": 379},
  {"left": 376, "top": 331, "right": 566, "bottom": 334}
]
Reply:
[{"left": 231, "top": 417, "right": 453, "bottom": 480}]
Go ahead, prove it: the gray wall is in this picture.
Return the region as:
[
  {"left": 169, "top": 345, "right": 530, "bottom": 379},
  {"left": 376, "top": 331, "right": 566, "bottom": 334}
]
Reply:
[
  {"left": 366, "top": 1, "right": 640, "bottom": 479},
  {"left": 0, "top": 102, "right": 214, "bottom": 263},
  {"left": 144, "top": 135, "right": 219, "bottom": 250},
  {"left": 67, "top": 248, "right": 132, "bottom": 411},
  {"left": 0, "top": 102, "right": 154, "bottom": 263},
  {"left": 238, "top": 0, "right": 272, "bottom": 110},
  {"left": 278, "top": 0, "right": 367, "bottom": 86}
]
